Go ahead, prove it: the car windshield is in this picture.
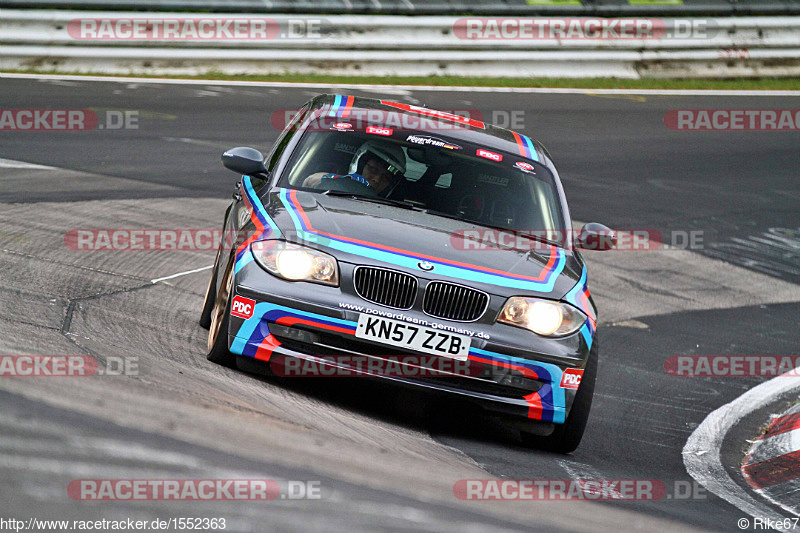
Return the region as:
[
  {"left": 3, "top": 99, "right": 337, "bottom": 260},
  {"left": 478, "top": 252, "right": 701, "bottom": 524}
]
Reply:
[{"left": 279, "top": 120, "right": 566, "bottom": 234}]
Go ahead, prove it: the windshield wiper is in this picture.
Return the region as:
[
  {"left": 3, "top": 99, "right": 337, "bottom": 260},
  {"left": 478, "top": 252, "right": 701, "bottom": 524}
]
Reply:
[
  {"left": 422, "top": 208, "right": 478, "bottom": 224},
  {"left": 321, "top": 190, "right": 423, "bottom": 210},
  {"left": 422, "top": 209, "right": 563, "bottom": 248}
]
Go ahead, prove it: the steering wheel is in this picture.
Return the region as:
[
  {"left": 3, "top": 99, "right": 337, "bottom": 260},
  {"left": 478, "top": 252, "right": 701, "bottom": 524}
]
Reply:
[{"left": 317, "top": 175, "right": 379, "bottom": 196}]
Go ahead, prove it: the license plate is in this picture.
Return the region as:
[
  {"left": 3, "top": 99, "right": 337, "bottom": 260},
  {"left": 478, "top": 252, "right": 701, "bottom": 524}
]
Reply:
[{"left": 355, "top": 314, "right": 471, "bottom": 360}]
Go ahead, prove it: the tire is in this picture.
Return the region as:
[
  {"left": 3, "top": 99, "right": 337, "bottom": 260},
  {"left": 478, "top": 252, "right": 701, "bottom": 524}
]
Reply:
[
  {"left": 521, "top": 338, "right": 598, "bottom": 454},
  {"left": 235, "top": 354, "right": 275, "bottom": 377},
  {"left": 206, "top": 262, "right": 237, "bottom": 368},
  {"left": 199, "top": 244, "right": 223, "bottom": 329}
]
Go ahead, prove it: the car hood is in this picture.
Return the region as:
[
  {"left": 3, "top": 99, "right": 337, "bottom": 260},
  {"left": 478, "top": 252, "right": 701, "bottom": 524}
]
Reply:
[{"left": 263, "top": 189, "right": 582, "bottom": 299}]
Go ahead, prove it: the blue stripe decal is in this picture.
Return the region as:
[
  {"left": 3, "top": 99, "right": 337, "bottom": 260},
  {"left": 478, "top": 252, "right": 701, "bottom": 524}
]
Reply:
[
  {"left": 231, "top": 301, "right": 356, "bottom": 354},
  {"left": 328, "top": 95, "right": 343, "bottom": 117},
  {"left": 520, "top": 134, "right": 539, "bottom": 162},
  {"left": 564, "top": 266, "right": 595, "bottom": 350},
  {"left": 234, "top": 176, "right": 281, "bottom": 274},
  {"left": 470, "top": 346, "right": 566, "bottom": 419},
  {"left": 278, "top": 189, "right": 566, "bottom": 292},
  {"left": 241, "top": 307, "right": 355, "bottom": 357},
  {"left": 563, "top": 266, "right": 586, "bottom": 318},
  {"left": 579, "top": 325, "right": 593, "bottom": 349},
  {"left": 235, "top": 254, "right": 254, "bottom": 274},
  {"left": 243, "top": 175, "right": 281, "bottom": 236},
  {"left": 564, "top": 265, "right": 587, "bottom": 303},
  {"left": 281, "top": 189, "right": 306, "bottom": 234}
]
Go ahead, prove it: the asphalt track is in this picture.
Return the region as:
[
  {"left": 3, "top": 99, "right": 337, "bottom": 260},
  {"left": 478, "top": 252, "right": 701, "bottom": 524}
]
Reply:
[{"left": 1, "top": 75, "right": 799, "bottom": 532}]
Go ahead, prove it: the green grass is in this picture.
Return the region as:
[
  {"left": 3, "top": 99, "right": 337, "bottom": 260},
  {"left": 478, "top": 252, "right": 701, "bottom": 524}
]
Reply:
[{"left": 5, "top": 69, "right": 800, "bottom": 90}]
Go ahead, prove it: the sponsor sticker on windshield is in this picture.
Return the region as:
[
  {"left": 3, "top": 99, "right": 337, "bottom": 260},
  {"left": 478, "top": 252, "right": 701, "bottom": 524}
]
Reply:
[
  {"left": 381, "top": 100, "right": 486, "bottom": 129},
  {"left": 514, "top": 161, "right": 536, "bottom": 173},
  {"left": 366, "top": 125, "right": 393, "bottom": 136},
  {"left": 331, "top": 122, "right": 352, "bottom": 131},
  {"left": 477, "top": 174, "right": 509, "bottom": 186},
  {"left": 476, "top": 148, "right": 503, "bottom": 162},
  {"left": 406, "top": 135, "right": 461, "bottom": 150},
  {"left": 334, "top": 142, "right": 357, "bottom": 153}
]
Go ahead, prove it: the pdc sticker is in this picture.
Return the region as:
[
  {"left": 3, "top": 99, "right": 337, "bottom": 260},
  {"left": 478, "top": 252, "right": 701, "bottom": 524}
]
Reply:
[
  {"left": 560, "top": 368, "right": 584, "bottom": 390},
  {"left": 231, "top": 296, "right": 256, "bottom": 319},
  {"left": 366, "top": 126, "right": 393, "bottom": 136},
  {"left": 514, "top": 161, "right": 535, "bottom": 173},
  {"left": 476, "top": 148, "right": 503, "bottom": 162},
  {"left": 331, "top": 122, "right": 353, "bottom": 132}
]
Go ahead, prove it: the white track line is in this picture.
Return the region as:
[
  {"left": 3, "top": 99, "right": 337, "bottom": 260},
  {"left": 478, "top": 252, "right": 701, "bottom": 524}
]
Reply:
[
  {"left": 0, "top": 158, "right": 56, "bottom": 170},
  {"left": 3, "top": 72, "right": 800, "bottom": 97},
  {"left": 683, "top": 367, "right": 800, "bottom": 532},
  {"left": 151, "top": 264, "right": 213, "bottom": 284}
]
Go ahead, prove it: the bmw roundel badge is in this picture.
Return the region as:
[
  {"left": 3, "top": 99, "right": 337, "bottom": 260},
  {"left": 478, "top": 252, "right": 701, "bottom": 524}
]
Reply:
[{"left": 418, "top": 261, "right": 434, "bottom": 272}]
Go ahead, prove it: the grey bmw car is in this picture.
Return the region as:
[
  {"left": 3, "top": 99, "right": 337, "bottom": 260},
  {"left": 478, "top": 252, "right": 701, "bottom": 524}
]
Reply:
[{"left": 200, "top": 94, "right": 615, "bottom": 453}]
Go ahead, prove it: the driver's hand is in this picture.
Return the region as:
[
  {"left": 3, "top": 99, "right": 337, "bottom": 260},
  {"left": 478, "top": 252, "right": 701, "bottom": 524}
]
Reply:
[{"left": 303, "top": 172, "right": 328, "bottom": 188}]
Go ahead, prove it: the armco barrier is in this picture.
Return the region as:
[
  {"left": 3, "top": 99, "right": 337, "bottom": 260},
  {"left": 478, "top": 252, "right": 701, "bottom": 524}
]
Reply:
[
  {"left": 1, "top": 0, "right": 800, "bottom": 15},
  {"left": 1, "top": 10, "right": 799, "bottom": 78}
]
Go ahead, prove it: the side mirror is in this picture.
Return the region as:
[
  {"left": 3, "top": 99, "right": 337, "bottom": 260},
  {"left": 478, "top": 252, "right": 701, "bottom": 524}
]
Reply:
[
  {"left": 221, "top": 147, "right": 267, "bottom": 176},
  {"left": 576, "top": 223, "right": 617, "bottom": 251}
]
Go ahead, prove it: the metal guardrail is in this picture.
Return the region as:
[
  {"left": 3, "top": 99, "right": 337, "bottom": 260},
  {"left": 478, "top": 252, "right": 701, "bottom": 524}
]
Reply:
[
  {"left": 1, "top": 10, "right": 799, "bottom": 78},
  {"left": 1, "top": 0, "right": 800, "bottom": 16}
]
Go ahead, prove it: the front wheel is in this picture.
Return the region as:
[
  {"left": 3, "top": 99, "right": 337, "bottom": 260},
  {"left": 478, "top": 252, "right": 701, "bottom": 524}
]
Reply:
[
  {"left": 521, "top": 339, "right": 598, "bottom": 454},
  {"left": 206, "top": 262, "right": 237, "bottom": 368},
  {"left": 199, "top": 241, "right": 224, "bottom": 329}
]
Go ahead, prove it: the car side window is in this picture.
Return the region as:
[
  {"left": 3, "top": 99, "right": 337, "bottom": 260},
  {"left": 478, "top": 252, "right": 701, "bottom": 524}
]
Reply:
[{"left": 266, "top": 105, "right": 310, "bottom": 173}]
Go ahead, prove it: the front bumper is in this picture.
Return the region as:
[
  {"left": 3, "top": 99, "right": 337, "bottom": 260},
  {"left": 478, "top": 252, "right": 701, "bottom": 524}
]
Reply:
[{"left": 227, "top": 262, "right": 593, "bottom": 426}]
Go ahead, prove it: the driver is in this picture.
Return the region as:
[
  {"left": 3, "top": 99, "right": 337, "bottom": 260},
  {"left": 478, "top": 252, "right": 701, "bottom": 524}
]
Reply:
[{"left": 303, "top": 141, "right": 406, "bottom": 197}]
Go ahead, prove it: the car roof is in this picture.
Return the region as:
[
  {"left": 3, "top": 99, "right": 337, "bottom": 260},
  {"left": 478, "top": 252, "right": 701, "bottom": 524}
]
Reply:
[{"left": 304, "top": 94, "right": 552, "bottom": 167}]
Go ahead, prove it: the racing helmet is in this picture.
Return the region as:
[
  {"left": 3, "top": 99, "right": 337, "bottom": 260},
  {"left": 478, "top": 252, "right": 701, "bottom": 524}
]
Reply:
[{"left": 348, "top": 141, "right": 406, "bottom": 178}]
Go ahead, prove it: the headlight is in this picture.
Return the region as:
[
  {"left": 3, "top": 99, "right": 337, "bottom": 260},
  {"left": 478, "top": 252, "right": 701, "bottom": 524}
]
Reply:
[
  {"left": 498, "top": 297, "right": 587, "bottom": 337},
  {"left": 251, "top": 240, "right": 339, "bottom": 286}
]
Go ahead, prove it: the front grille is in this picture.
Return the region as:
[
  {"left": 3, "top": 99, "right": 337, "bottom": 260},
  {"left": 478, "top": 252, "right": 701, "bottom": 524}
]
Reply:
[
  {"left": 353, "top": 266, "right": 417, "bottom": 309},
  {"left": 423, "top": 281, "right": 489, "bottom": 322}
]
